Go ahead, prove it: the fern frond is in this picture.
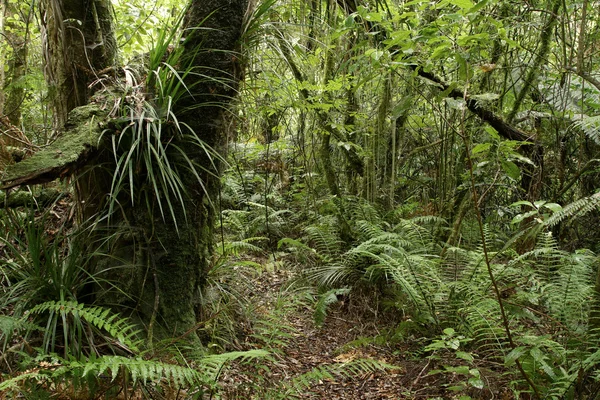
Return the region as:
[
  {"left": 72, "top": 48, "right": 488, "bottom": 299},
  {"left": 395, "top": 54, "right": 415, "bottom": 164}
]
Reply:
[
  {"left": 459, "top": 297, "right": 507, "bottom": 356},
  {"left": 571, "top": 115, "right": 600, "bottom": 144},
  {"left": 314, "top": 288, "right": 351, "bottom": 326},
  {"left": 0, "top": 371, "right": 47, "bottom": 391},
  {"left": 354, "top": 219, "right": 385, "bottom": 241},
  {"left": 196, "top": 350, "right": 269, "bottom": 381},
  {"left": 279, "top": 358, "right": 398, "bottom": 397},
  {"left": 219, "top": 237, "right": 267, "bottom": 257},
  {"left": 308, "top": 261, "right": 360, "bottom": 287},
  {"left": 547, "top": 192, "right": 600, "bottom": 227},
  {"left": 0, "top": 315, "right": 41, "bottom": 337},
  {"left": 544, "top": 250, "right": 596, "bottom": 329},
  {"left": 27, "top": 300, "right": 142, "bottom": 352},
  {"left": 304, "top": 221, "right": 342, "bottom": 256}
]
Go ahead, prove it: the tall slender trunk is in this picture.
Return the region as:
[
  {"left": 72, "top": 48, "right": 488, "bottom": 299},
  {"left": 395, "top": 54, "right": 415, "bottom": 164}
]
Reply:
[{"left": 2, "top": 0, "right": 30, "bottom": 128}]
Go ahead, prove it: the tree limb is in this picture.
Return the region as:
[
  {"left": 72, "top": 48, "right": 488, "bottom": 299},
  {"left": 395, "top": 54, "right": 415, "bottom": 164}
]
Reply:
[
  {"left": 0, "top": 103, "right": 107, "bottom": 190},
  {"left": 410, "top": 66, "right": 535, "bottom": 145}
]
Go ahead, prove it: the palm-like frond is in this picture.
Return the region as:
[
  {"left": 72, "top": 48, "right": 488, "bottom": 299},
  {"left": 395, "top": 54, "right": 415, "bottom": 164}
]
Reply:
[{"left": 547, "top": 192, "right": 600, "bottom": 227}]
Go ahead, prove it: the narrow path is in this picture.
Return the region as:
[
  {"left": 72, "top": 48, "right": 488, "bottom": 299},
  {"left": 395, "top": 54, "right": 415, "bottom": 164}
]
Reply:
[{"left": 217, "top": 268, "right": 475, "bottom": 399}]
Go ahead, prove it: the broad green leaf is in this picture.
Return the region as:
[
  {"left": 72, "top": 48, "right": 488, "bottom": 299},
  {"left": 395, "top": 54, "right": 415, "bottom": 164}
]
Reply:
[
  {"left": 471, "top": 93, "right": 500, "bottom": 101},
  {"left": 511, "top": 210, "right": 538, "bottom": 224},
  {"left": 449, "top": 0, "right": 474, "bottom": 9},
  {"left": 471, "top": 143, "right": 492, "bottom": 155},
  {"left": 456, "top": 351, "right": 474, "bottom": 362},
  {"left": 431, "top": 44, "right": 451, "bottom": 60},
  {"left": 501, "top": 160, "right": 520, "bottom": 180},
  {"left": 484, "top": 126, "right": 500, "bottom": 139},
  {"left": 510, "top": 200, "right": 534, "bottom": 208},
  {"left": 468, "top": 377, "right": 484, "bottom": 389},
  {"left": 443, "top": 327, "right": 456, "bottom": 336},
  {"left": 542, "top": 203, "right": 562, "bottom": 213},
  {"left": 365, "top": 12, "right": 383, "bottom": 22},
  {"left": 446, "top": 365, "right": 470, "bottom": 374}
]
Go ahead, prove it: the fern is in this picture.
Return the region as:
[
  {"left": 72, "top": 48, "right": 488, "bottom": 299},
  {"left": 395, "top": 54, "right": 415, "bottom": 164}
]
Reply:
[
  {"left": 304, "top": 218, "right": 343, "bottom": 257},
  {"left": 544, "top": 250, "right": 595, "bottom": 330},
  {"left": 197, "top": 350, "right": 270, "bottom": 381},
  {"left": 314, "top": 288, "right": 350, "bottom": 327},
  {"left": 546, "top": 192, "right": 600, "bottom": 227},
  {"left": 0, "top": 371, "right": 47, "bottom": 392},
  {"left": 218, "top": 237, "right": 267, "bottom": 257},
  {"left": 571, "top": 114, "right": 600, "bottom": 144},
  {"left": 272, "top": 358, "right": 398, "bottom": 398},
  {"left": 26, "top": 300, "right": 142, "bottom": 353},
  {"left": 0, "top": 350, "right": 269, "bottom": 392}
]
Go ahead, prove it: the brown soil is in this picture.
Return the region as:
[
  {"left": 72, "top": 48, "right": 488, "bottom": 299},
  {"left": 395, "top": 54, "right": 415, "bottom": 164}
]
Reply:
[{"left": 218, "top": 268, "right": 513, "bottom": 399}]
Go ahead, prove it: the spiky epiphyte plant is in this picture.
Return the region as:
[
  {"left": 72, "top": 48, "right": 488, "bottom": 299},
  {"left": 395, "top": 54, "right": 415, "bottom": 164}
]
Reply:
[{"left": 104, "top": 7, "right": 240, "bottom": 231}]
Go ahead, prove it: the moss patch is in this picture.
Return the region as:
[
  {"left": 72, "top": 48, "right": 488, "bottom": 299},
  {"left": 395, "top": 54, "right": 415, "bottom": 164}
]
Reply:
[{"left": 0, "top": 104, "right": 109, "bottom": 189}]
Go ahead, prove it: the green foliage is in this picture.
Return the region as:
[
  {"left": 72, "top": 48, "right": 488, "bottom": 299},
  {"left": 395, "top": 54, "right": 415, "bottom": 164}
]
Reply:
[
  {"left": 0, "top": 210, "right": 120, "bottom": 356},
  {"left": 26, "top": 300, "right": 142, "bottom": 355},
  {"left": 306, "top": 206, "right": 441, "bottom": 321},
  {"left": 0, "top": 348, "right": 268, "bottom": 395},
  {"left": 106, "top": 14, "right": 225, "bottom": 228},
  {"left": 266, "top": 358, "right": 398, "bottom": 399},
  {"left": 425, "top": 328, "right": 484, "bottom": 393},
  {"left": 113, "top": 0, "right": 186, "bottom": 58},
  {"left": 6, "top": 0, "right": 600, "bottom": 397},
  {"left": 314, "top": 288, "right": 350, "bottom": 327}
]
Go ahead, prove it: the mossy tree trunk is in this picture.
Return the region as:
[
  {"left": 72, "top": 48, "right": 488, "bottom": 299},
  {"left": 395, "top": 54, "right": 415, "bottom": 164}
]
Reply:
[
  {"left": 125, "top": 0, "right": 248, "bottom": 341},
  {"left": 40, "top": 0, "right": 116, "bottom": 132},
  {"left": 21, "top": 0, "right": 247, "bottom": 341},
  {"left": 2, "top": 0, "right": 29, "bottom": 129}
]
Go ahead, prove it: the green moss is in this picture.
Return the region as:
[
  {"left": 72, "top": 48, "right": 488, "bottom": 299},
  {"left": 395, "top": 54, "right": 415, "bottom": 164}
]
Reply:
[{"left": 1, "top": 104, "right": 108, "bottom": 187}]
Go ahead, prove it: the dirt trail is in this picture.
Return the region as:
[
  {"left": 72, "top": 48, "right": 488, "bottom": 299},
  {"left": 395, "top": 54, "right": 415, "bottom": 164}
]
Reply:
[{"left": 218, "top": 269, "right": 461, "bottom": 399}]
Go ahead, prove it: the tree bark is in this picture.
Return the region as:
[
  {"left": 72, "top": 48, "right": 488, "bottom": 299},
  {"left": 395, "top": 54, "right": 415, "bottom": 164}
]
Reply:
[
  {"left": 2, "top": 0, "right": 29, "bottom": 128},
  {"left": 40, "top": 0, "right": 116, "bottom": 132},
  {"left": 132, "top": 0, "right": 248, "bottom": 340},
  {"left": 22, "top": 0, "right": 247, "bottom": 341}
]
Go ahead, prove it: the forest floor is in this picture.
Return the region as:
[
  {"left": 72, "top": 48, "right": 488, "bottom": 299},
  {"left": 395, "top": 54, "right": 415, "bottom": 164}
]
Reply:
[
  {"left": 0, "top": 199, "right": 516, "bottom": 399},
  {"left": 217, "top": 264, "right": 512, "bottom": 399}
]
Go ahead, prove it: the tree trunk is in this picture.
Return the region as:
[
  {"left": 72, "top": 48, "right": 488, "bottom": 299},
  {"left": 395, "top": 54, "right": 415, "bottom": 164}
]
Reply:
[
  {"left": 40, "top": 0, "right": 116, "bottom": 133},
  {"left": 2, "top": 0, "right": 29, "bottom": 128},
  {"left": 35, "top": 0, "right": 248, "bottom": 341},
  {"left": 131, "top": 0, "right": 248, "bottom": 340}
]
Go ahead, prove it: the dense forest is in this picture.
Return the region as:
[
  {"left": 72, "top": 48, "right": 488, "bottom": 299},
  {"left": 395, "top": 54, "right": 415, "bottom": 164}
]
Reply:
[{"left": 1, "top": 0, "right": 600, "bottom": 398}]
